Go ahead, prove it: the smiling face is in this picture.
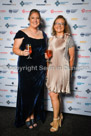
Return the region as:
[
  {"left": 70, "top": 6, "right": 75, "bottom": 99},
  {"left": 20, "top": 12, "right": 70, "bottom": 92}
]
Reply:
[
  {"left": 54, "top": 18, "right": 65, "bottom": 35},
  {"left": 29, "top": 12, "right": 40, "bottom": 29}
]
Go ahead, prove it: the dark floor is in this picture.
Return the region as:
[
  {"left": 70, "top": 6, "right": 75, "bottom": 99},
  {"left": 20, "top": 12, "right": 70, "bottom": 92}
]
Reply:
[{"left": 0, "top": 106, "right": 91, "bottom": 136}]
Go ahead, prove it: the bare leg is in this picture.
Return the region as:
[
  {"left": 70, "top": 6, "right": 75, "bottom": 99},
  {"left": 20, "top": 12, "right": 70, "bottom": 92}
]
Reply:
[
  {"left": 49, "top": 92, "right": 60, "bottom": 132},
  {"left": 26, "top": 113, "right": 34, "bottom": 121},
  {"left": 58, "top": 94, "right": 63, "bottom": 127},
  {"left": 58, "top": 94, "right": 63, "bottom": 114},
  {"left": 50, "top": 92, "right": 60, "bottom": 118}
]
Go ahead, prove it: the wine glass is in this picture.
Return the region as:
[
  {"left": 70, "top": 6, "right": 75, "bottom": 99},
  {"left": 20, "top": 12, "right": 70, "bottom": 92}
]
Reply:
[
  {"left": 26, "top": 44, "right": 32, "bottom": 59},
  {"left": 45, "top": 49, "right": 53, "bottom": 63}
]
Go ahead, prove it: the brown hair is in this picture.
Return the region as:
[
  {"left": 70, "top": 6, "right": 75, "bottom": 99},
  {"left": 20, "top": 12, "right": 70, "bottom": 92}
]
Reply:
[
  {"left": 28, "top": 9, "right": 41, "bottom": 20},
  {"left": 52, "top": 15, "right": 70, "bottom": 36}
]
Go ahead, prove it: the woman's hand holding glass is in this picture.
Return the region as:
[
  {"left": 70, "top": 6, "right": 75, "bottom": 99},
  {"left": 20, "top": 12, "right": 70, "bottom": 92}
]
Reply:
[
  {"left": 45, "top": 49, "right": 53, "bottom": 63},
  {"left": 22, "top": 49, "right": 29, "bottom": 56}
]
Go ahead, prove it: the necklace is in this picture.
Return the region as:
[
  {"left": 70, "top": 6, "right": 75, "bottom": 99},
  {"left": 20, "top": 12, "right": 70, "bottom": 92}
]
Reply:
[{"left": 29, "top": 29, "right": 39, "bottom": 36}]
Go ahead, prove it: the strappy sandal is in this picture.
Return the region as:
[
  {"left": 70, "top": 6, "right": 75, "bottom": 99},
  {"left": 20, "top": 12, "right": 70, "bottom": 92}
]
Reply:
[
  {"left": 59, "top": 113, "right": 63, "bottom": 127},
  {"left": 31, "top": 119, "right": 37, "bottom": 128},
  {"left": 50, "top": 118, "right": 59, "bottom": 132},
  {"left": 25, "top": 120, "right": 33, "bottom": 129},
  {"left": 50, "top": 113, "right": 63, "bottom": 127},
  {"left": 50, "top": 117, "right": 59, "bottom": 126}
]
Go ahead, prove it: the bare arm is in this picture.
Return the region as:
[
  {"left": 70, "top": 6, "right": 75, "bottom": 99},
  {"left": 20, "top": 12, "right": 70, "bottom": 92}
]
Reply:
[
  {"left": 13, "top": 38, "right": 29, "bottom": 56},
  {"left": 69, "top": 47, "right": 75, "bottom": 72}
]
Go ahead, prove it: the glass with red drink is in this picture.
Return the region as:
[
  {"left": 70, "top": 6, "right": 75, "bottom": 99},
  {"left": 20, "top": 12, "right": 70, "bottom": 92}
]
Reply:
[
  {"left": 45, "top": 49, "right": 52, "bottom": 63},
  {"left": 26, "top": 44, "right": 32, "bottom": 59}
]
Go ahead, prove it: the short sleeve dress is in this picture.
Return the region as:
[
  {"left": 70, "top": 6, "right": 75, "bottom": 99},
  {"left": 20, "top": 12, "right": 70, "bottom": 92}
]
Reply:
[
  {"left": 46, "top": 33, "right": 75, "bottom": 94},
  {"left": 14, "top": 30, "right": 47, "bottom": 127}
]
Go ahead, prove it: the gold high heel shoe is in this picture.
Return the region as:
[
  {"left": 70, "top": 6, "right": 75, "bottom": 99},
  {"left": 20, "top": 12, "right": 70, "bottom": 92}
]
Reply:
[
  {"left": 50, "top": 118, "right": 59, "bottom": 132},
  {"left": 50, "top": 117, "right": 59, "bottom": 126},
  {"left": 59, "top": 113, "right": 63, "bottom": 127},
  {"left": 50, "top": 113, "right": 63, "bottom": 127}
]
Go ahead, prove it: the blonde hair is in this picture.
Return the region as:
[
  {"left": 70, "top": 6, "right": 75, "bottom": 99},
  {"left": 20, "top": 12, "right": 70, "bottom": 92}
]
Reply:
[{"left": 52, "top": 15, "right": 70, "bottom": 36}]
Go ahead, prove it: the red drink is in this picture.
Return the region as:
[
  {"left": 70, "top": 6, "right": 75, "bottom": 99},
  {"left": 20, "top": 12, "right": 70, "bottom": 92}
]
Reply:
[
  {"left": 45, "top": 50, "right": 52, "bottom": 58},
  {"left": 29, "top": 46, "right": 32, "bottom": 54},
  {"left": 26, "top": 44, "right": 32, "bottom": 54}
]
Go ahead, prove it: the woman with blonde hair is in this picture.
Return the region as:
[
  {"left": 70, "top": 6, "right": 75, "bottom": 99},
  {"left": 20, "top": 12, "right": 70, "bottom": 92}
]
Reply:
[{"left": 45, "top": 15, "right": 75, "bottom": 132}]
